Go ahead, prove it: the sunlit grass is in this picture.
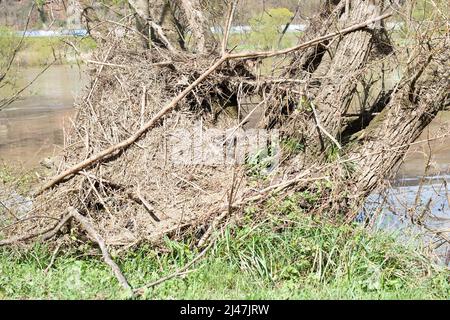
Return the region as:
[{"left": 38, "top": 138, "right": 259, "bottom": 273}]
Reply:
[
  {"left": 14, "top": 36, "right": 96, "bottom": 66},
  {"left": 0, "top": 203, "right": 448, "bottom": 300}
]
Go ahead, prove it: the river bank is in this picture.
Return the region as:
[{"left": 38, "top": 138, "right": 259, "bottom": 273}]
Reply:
[
  {"left": 14, "top": 36, "right": 95, "bottom": 67},
  {"left": 0, "top": 202, "right": 448, "bottom": 299},
  {"left": 0, "top": 24, "right": 448, "bottom": 299}
]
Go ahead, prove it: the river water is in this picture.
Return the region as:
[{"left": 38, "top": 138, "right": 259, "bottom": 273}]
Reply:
[
  {"left": 0, "top": 65, "right": 83, "bottom": 167},
  {"left": 0, "top": 65, "right": 449, "bottom": 263}
]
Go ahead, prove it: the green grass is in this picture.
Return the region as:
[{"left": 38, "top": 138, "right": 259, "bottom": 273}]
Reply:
[
  {"left": 0, "top": 26, "right": 96, "bottom": 68},
  {"left": 0, "top": 204, "right": 448, "bottom": 300},
  {"left": 15, "top": 36, "right": 96, "bottom": 66},
  {"left": 227, "top": 32, "right": 301, "bottom": 52},
  {"left": 0, "top": 164, "right": 43, "bottom": 195}
]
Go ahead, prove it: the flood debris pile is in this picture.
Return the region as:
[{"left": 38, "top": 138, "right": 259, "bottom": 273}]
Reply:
[
  {"left": 3, "top": 38, "right": 256, "bottom": 247},
  {"left": 0, "top": 0, "right": 448, "bottom": 291}
]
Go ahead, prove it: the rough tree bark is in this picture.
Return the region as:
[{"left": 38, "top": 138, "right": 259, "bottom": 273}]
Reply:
[
  {"left": 277, "top": 0, "right": 393, "bottom": 155},
  {"left": 178, "top": 0, "right": 214, "bottom": 53},
  {"left": 128, "top": 0, "right": 214, "bottom": 52},
  {"left": 286, "top": 0, "right": 345, "bottom": 78},
  {"left": 346, "top": 46, "right": 449, "bottom": 214},
  {"left": 308, "top": 0, "right": 383, "bottom": 145}
]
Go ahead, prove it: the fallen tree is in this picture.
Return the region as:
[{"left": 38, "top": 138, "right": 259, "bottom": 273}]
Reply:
[{"left": 0, "top": 0, "right": 448, "bottom": 293}]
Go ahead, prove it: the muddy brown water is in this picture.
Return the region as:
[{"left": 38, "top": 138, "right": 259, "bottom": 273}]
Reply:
[
  {"left": 0, "top": 65, "right": 82, "bottom": 167},
  {"left": 397, "top": 111, "right": 450, "bottom": 179},
  {"left": 1, "top": 65, "right": 449, "bottom": 175},
  {"left": 0, "top": 65, "right": 449, "bottom": 263}
]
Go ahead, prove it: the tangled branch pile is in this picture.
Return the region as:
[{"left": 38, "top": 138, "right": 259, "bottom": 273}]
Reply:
[{"left": 0, "top": 0, "right": 448, "bottom": 291}]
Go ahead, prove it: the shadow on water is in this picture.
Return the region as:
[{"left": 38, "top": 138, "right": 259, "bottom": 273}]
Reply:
[{"left": 362, "top": 176, "right": 450, "bottom": 265}]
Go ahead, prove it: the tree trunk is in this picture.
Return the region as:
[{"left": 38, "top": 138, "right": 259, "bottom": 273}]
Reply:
[
  {"left": 66, "top": 0, "right": 83, "bottom": 29},
  {"left": 344, "top": 45, "right": 449, "bottom": 218},
  {"left": 178, "top": 0, "right": 214, "bottom": 53},
  {"left": 281, "top": 0, "right": 389, "bottom": 155},
  {"left": 128, "top": 0, "right": 215, "bottom": 52},
  {"left": 37, "top": 6, "right": 47, "bottom": 26},
  {"left": 127, "top": 0, "right": 151, "bottom": 48},
  {"left": 310, "top": 0, "right": 383, "bottom": 142},
  {"left": 286, "top": 0, "right": 345, "bottom": 78}
]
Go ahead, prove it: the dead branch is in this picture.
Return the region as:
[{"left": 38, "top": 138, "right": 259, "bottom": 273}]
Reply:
[
  {"left": 35, "top": 12, "right": 392, "bottom": 196},
  {"left": 148, "top": 20, "right": 177, "bottom": 53},
  {"left": 310, "top": 101, "right": 342, "bottom": 150},
  {"left": 222, "top": 0, "right": 238, "bottom": 55},
  {"left": 134, "top": 238, "right": 214, "bottom": 295},
  {"left": 0, "top": 214, "right": 72, "bottom": 246},
  {"left": 69, "top": 207, "right": 132, "bottom": 292},
  {"left": 44, "top": 241, "right": 64, "bottom": 273}
]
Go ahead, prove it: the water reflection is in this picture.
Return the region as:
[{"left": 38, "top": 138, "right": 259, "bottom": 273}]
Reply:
[
  {"left": 363, "top": 177, "right": 450, "bottom": 264},
  {"left": 0, "top": 65, "right": 83, "bottom": 167}
]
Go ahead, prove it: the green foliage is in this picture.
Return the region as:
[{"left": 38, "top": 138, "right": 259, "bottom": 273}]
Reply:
[
  {"left": 34, "top": 0, "right": 46, "bottom": 8},
  {"left": 0, "top": 164, "right": 41, "bottom": 195},
  {"left": 245, "top": 145, "right": 279, "bottom": 179},
  {"left": 411, "top": 0, "right": 447, "bottom": 20},
  {"left": 249, "top": 8, "right": 294, "bottom": 50},
  {"left": 281, "top": 137, "right": 304, "bottom": 155},
  {"left": 0, "top": 166, "right": 16, "bottom": 185},
  {"left": 297, "top": 95, "right": 312, "bottom": 111},
  {"left": 394, "top": 0, "right": 448, "bottom": 45},
  {"left": 0, "top": 25, "right": 97, "bottom": 68},
  {"left": 325, "top": 144, "right": 341, "bottom": 162},
  {"left": 0, "top": 206, "right": 448, "bottom": 299},
  {"left": 99, "top": 0, "right": 128, "bottom": 7}
]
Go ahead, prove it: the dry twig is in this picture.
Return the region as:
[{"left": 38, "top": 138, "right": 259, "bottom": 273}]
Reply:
[
  {"left": 69, "top": 207, "right": 132, "bottom": 291},
  {"left": 35, "top": 12, "right": 392, "bottom": 195}
]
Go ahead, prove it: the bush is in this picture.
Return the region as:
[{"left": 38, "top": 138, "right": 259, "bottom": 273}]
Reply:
[
  {"left": 249, "top": 8, "right": 294, "bottom": 50},
  {"left": 0, "top": 26, "right": 20, "bottom": 73}
]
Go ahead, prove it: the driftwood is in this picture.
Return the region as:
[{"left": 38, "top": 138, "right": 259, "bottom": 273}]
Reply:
[
  {"left": 35, "top": 12, "right": 391, "bottom": 196},
  {"left": 69, "top": 207, "right": 132, "bottom": 291},
  {"left": 0, "top": 214, "right": 72, "bottom": 246},
  {"left": 1, "top": 0, "right": 448, "bottom": 290}
]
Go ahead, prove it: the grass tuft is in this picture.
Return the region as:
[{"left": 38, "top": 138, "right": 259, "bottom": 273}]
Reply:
[{"left": 0, "top": 204, "right": 448, "bottom": 299}]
